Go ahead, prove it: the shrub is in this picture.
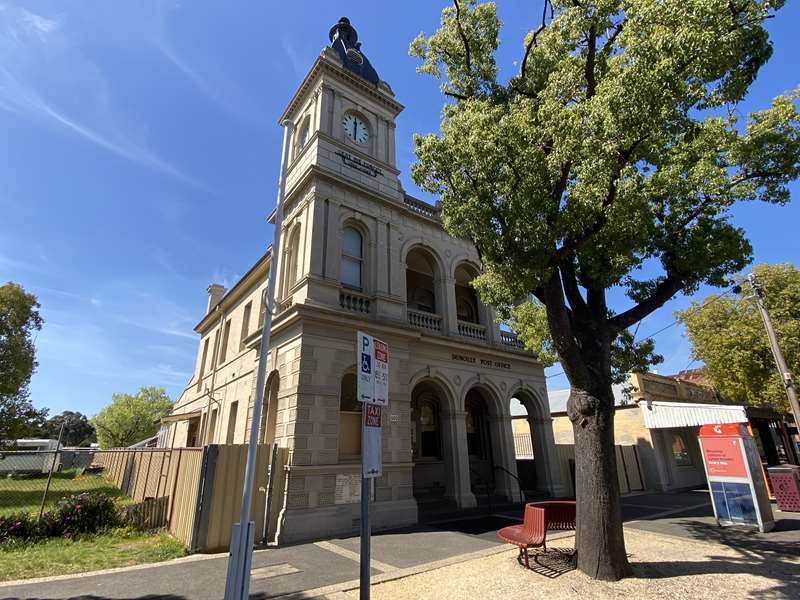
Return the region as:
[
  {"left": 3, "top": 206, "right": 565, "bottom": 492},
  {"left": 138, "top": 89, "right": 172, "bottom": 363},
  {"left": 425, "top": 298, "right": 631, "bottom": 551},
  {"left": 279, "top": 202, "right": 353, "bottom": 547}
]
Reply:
[
  {"left": 0, "top": 492, "right": 122, "bottom": 545},
  {"left": 0, "top": 512, "right": 38, "bottom": 542},
  {"left": 53, "top": 493, "right": 121, "bottom": 537}
]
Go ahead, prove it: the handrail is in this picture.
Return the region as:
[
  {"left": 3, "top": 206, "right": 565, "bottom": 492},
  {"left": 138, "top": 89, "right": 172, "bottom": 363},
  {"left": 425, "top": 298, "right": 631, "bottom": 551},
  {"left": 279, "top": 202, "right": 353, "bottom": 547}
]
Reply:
[
  {"left": 469, "top": 465, "right": 494, "bottom": 515},
  {"left": 494, "top": 465, "right": 528, "bottom": 504}
]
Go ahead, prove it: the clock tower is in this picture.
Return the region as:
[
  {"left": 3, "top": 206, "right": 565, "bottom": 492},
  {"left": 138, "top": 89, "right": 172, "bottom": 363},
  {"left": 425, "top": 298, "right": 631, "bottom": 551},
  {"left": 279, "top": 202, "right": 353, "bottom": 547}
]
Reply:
[{"left": 280, "top": 16, "right": 404, "bottom": 204}]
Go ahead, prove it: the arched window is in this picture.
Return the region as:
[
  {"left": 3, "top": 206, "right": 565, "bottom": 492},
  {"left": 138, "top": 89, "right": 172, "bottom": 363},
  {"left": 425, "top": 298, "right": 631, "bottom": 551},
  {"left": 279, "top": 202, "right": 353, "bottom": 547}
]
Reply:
[
  {"left": 411, "top": 385, "right": 442, "bottom": 460},
  {"left": 341, "top": 227, "right": 363, "bottom": 290},
  {"left": 339, "top": 371, "right": 361, "bottom": 460},
  {"left": 454, "top": 264, "right": 480, "bottom": 324},
  {"left": 406, "top": 248, "right": 437, "bottom": 314},
  {"left": 297, "top": 117, "right": 311, "bottom": 152},
  {"left": 285, "top": 226, "right": 301, "bottom": 291}
]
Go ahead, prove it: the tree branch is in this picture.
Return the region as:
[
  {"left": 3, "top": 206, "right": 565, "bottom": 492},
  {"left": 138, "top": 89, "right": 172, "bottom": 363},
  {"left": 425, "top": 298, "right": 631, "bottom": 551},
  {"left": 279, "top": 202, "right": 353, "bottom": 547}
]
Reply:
[
  {"left": 559, "top": 256, "right": 591, "bottom": 323},
  {"left": 607, "top": 273, "right": 686, "bottom": 332},
  {"left": 600, "top": 20, "right": 624, "bottom": 57},
  {"left": 453, "top": 0, "right": 472, "bottom": 73},
  {"left": 520, "top": 0, "right": 551, "bottom": 81},
  {"left": 540, "top": 269, "right": 592, "bottom": 389},
  {"left": 584, "top": 23, "right": 597, "bottom": 99},
  {"left": 553, "top": 136, "right": 647, "bottom": 262}
]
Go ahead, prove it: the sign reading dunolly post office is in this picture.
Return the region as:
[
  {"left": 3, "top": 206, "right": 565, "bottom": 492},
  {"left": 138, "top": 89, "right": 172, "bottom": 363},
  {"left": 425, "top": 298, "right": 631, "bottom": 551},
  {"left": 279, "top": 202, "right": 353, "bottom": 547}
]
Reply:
[{"left": 357, "top": 331, "right": 388, "bottom": 479}]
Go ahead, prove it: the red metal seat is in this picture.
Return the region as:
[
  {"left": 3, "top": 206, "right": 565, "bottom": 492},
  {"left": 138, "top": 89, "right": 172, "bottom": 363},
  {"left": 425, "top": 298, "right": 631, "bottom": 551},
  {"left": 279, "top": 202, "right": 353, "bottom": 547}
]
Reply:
[
  {"left": 497, "top": 501, "right": 576, "bottom": 568},
  {"left": 496, "top": 504, "right": 546, "bottom": 568},
  {"left": 530, "top": 500, "right": 576, "bottom": 532}
]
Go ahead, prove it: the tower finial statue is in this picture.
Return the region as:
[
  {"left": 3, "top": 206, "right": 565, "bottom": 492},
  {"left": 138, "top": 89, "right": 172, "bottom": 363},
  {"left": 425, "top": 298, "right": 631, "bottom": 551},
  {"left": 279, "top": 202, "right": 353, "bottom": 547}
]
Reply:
[{"left": 328, "top": 17, "right": 380, "bottom": 86}]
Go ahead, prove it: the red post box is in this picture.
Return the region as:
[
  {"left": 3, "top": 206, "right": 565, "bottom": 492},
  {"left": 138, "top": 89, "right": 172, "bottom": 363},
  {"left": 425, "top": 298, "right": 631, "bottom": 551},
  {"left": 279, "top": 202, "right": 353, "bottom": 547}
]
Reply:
[{"left": 698, "top": 423, "right": 774, "bottom": 532}]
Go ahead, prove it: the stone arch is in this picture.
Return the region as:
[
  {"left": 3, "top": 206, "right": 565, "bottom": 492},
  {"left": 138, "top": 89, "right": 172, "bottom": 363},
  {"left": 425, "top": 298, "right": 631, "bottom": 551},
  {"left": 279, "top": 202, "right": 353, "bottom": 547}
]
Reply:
[
  {"left": 509, "top": 384, "right": 559, "bottom": 497},
  {"left": 461, "top": 382, "right": 522, "bottom": 502},
  {"left": 409, "top": 374, "right": 462, "bottom": 508},
  {"left": 457, "top": 376, "right": 505, "bottom": 414},
  {"left": 407, "top": 368, "right": 458, "bottom": 411},
  {"left": 400, "top": 239, "right": 448, "bottom": 280},
  {"left": 282, "top": 222, "right": 302, "bottom": 297},
  {"left": 338, "top": 364, "right": 361, "bottom": 461},
  {"left": 260, "top": 370, "right": 281, "bottom": 446},
  {"left": 404, "top": 244, "right": 447, "bottom": 326}
]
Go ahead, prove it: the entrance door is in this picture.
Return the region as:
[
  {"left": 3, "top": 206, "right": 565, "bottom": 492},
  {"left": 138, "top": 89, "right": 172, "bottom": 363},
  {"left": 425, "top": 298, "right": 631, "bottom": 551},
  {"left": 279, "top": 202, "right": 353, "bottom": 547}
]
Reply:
[
  {"left": 411, "top": 382, "right": 448, "bottom": 504},
  {"left": 465, "top": 389, "right": 495, "bottom": 499}
]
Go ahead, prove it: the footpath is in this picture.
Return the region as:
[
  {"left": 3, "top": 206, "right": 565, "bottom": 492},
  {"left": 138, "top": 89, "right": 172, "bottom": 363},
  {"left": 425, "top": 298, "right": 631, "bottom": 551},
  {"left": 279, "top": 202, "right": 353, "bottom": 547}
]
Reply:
[{"left": 1, "top": 491, "right": 797, "bottom": 600}]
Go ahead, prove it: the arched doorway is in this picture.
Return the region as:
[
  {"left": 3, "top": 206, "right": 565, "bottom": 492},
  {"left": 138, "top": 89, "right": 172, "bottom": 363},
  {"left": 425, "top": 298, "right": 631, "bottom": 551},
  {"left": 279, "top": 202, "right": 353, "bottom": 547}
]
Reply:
[
  {"left": 260, "top": 372, "right": 280, "bottom": 446},
  {"left": 411, "top": 380, "right": 453, "bottom": 507},
  {"left": 511, "top": 389, "right": 557, "bottom": 497},
  {"left": 464, "top": 388, "right": 495, "bottom": 498}
]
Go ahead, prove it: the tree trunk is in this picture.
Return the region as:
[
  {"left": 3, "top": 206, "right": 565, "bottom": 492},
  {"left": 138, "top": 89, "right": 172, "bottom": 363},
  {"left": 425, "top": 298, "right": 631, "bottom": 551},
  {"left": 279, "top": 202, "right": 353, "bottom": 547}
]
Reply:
[{"left": 569, "top": 385, "right": 632, "bottom": 581}]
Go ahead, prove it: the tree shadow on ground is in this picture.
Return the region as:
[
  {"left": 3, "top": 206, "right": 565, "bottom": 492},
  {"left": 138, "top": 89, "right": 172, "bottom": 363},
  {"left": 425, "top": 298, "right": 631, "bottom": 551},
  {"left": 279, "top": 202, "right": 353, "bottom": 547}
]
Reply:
[
  {"left": 1, "top": 596, "right": 188, "bottom": 600},
  {"left": 526, "top": 548, "right": 576, "bottom": 579},
  {"left": 632, "top": 519, "right": 800, "bottom": 599}
]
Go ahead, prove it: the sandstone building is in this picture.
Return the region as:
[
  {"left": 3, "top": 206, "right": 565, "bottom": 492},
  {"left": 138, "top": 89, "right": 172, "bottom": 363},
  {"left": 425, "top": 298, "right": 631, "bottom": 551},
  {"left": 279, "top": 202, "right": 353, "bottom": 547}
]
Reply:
[{"left": 162, "top": 17, "right": 563, "bottom": 543}]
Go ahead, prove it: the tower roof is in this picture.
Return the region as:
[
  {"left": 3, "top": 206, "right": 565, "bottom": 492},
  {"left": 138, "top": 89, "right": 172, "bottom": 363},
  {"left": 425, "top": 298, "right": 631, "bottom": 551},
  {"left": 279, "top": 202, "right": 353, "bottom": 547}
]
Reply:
[{"left": 328, "top": 17, "right": 380, "bottom": 86}]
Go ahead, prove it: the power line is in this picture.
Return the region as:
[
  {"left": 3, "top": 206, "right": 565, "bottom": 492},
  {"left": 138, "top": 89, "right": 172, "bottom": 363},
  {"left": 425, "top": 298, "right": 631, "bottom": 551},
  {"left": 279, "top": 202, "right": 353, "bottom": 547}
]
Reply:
[{"left": 543, "top": 284, "right": 739, "bottom": 382}]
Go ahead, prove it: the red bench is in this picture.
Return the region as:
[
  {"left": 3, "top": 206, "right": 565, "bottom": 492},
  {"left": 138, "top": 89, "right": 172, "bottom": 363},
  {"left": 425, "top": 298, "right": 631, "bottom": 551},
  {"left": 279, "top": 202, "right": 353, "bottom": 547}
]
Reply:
[{"left": 496, "top": 501, "right": 576, "bottom": 568}]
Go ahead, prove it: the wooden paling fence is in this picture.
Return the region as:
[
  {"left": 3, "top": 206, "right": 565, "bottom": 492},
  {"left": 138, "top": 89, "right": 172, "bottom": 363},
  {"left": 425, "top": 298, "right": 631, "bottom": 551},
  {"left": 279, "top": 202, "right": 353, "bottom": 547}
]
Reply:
[
  {"left": 94, "top": 447, "right": 204, "bottom": 547},
  {"left": 555, "top": 443, "right": 645, "bottom": 497},
  {"left": 94, "top": 444, "right": 287, "bottom": 553}
]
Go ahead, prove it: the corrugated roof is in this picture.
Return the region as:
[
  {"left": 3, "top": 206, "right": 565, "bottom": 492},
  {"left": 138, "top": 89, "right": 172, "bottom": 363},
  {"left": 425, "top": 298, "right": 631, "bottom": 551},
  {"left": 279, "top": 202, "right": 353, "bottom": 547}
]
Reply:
[
  {"left": 640, "top": 401, "right": 747, "bottom": 429},
  {"left": 544, "top": 384, "right": 630, "bottom": 416}
]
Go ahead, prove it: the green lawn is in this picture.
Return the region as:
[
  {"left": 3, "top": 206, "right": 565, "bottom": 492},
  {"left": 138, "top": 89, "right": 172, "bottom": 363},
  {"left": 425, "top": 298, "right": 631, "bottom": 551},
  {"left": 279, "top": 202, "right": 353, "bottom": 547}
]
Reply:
[
  {"left": 0, "top": 469, "right": 125, "bottom": 516},
  {"left": 0, "top": 528, "right": 186, "bottom": 582}
]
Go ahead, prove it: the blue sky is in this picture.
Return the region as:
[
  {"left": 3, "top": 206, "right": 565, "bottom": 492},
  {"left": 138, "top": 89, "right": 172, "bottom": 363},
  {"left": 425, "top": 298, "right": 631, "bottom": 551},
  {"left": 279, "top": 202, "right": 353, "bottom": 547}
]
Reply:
[{"left": 1, "top": 1, "right": 797, "bottom": 417}]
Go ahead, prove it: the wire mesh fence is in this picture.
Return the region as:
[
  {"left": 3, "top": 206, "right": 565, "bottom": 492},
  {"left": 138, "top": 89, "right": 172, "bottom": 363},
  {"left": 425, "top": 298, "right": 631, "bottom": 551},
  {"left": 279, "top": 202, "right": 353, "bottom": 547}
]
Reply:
[{"left": 0, "top": 449, "right": 119, "bottom": 517}]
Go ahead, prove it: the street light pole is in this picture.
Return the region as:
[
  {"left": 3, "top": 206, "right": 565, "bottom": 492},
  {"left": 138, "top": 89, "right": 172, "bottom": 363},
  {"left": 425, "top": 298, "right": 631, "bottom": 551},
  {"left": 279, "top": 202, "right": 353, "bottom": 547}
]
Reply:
[
  {"left": 748, "top": 272, "right": 800, "bottom": 430},
  {"left": 224, "top": 119, "right": 294, "bottom": 600}
]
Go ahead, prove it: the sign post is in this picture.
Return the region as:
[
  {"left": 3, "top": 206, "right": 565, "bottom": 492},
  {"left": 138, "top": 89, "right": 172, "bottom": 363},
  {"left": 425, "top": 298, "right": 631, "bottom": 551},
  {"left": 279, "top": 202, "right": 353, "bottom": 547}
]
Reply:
[
  {"left": 356, "top": 331, "right": 388, "bottom": 600},
  {"left": 698, "top": 423, "right": 774, "bottom": 532}
]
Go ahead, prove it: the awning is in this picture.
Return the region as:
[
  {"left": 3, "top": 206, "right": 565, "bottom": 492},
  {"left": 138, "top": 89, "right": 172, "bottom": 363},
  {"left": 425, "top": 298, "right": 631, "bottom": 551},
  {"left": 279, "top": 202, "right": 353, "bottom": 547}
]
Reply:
[
  {"left": 160, "top": 410, "right": 201, "bottom": 424},
  {"left": 639, "top": 401, "right": 747, "bottom": 429}
]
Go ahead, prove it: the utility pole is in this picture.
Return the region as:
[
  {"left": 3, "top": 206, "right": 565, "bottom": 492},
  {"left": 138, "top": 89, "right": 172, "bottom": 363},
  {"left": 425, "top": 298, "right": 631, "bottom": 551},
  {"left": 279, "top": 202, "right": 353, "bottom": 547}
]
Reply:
[
  {"left": 748, "top": 272, "right": 800, "bottom": 431},
  {"left": 223, "top": 119, "right": 294, "bottom": 600}
]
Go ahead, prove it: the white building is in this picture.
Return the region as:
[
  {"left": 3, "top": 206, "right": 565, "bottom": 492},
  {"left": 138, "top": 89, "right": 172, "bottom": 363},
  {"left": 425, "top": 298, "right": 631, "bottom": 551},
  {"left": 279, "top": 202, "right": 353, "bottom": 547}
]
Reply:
[{"left": 163, "top": 17, "right": 563, "bottom": 543}]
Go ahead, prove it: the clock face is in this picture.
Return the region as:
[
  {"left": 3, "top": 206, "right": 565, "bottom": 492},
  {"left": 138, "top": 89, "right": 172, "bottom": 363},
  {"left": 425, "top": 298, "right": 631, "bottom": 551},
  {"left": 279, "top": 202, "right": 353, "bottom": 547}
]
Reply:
[{"left": 342, "top": 113, "right": 369, "bottom": 145}]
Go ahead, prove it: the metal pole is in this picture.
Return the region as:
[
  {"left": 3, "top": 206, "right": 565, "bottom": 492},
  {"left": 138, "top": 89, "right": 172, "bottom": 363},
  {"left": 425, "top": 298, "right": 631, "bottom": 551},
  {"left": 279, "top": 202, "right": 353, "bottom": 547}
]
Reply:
[
  {"left": 38, "top": 422, "right": 64, "bottom": 523},
  {"left": 224, "top": 120, "right": 293, "bottom": 600},
  {"left": 749, "top": 273, "right": 800, "bottom": 429},
  {"left": 359, "top": 407, "right": 370, "bottom": 600}
]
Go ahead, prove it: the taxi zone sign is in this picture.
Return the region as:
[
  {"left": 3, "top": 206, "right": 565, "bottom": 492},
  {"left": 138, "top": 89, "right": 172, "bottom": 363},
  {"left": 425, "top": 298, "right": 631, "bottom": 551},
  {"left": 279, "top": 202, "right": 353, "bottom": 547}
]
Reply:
[{"left": 357, "top": 331, "right": 388, "bottom": 479}]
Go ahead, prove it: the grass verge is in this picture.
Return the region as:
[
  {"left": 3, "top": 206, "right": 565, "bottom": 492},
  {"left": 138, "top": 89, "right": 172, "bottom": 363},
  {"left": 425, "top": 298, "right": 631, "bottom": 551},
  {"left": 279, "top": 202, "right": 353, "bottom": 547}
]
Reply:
[
  {"left": 0, "top": 470, "right": 125, "bottom": 516},
  {"left": 0, "top": 527, "right": 186, "bottom": 582}
]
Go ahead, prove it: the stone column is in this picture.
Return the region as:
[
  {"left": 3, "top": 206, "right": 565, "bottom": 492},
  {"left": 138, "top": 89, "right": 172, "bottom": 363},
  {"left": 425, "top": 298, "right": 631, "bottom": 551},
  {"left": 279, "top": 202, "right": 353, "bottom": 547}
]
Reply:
[
  {"left": 490, "top": 414, "right": 522, "bottom": 502},
  {"left": 442, "top": 275, "right": 458, "bottom": 337},
  {"left": 442, "top": 409, "right": 477, "bottom": 508},
  {"left": 527, "top": 414, "right": 565, "bottom": 497}
]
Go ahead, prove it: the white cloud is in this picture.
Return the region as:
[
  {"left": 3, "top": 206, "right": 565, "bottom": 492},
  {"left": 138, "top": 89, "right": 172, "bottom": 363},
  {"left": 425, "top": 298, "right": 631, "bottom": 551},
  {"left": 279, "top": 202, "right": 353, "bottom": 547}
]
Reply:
[
  {"left": 20, "top": 10, "right": 60, "bottom": 36},
  {"left": 0, "top": 5, "right": 211, "bottom": 191}
]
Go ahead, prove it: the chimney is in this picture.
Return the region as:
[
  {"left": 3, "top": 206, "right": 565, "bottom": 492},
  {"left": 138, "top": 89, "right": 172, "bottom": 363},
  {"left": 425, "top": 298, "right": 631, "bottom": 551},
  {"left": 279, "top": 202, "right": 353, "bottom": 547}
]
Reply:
[{"left": 206, "top": 283, "right": 226, "bottom": 314}]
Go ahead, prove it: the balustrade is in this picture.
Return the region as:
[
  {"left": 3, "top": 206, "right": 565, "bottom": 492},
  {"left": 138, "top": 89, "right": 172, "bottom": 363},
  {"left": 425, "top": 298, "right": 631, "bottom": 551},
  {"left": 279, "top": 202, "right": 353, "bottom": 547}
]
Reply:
[
  {"left": 339, "top": 290, "right": 372, "bottom": 314},
  {"left": 457, "top": 320, "right": 487, "bottom": 341},
  {"left": 407, "top": 308, "right": 442, "bottom": 333}
]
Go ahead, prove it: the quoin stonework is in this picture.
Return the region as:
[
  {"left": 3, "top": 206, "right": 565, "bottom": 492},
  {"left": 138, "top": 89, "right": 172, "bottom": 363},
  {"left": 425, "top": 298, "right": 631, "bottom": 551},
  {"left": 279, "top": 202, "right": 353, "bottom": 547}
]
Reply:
[{"left": 161, "top": 17, "right": 564, "bottom": 544}]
